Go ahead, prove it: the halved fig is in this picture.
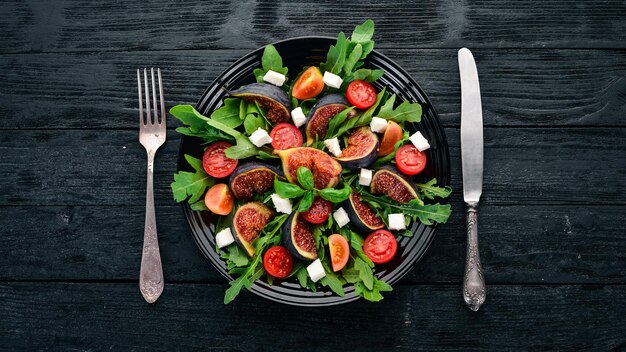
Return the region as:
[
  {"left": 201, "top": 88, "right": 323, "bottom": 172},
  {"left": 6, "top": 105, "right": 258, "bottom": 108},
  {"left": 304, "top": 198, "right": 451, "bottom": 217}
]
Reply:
[
  {"left": 282, "top": 211, "right": 317, "bottom": 261},
  {"left": 305, "top": 94, "right": 355, "bottom": 144},
  {"left": 370, "top": 165, "right": 420, "bottom": 203},
  {"left": 228, "top": 162, "right": 282, "bottom": 200},
  {"left": 230, "top": 202, "right": 274, "bottom": 257},
  {"left": 343, "top": 191, "right": 385, "bottom": 233},
  {"left": 275, "top": 147, "right": 342, "bottom": 189},
  {"left": 230, "top": 83, "right": 291, "bottom": 124},
  {"left": 336, "top": 127, "right": 379, "bottom": 169}
]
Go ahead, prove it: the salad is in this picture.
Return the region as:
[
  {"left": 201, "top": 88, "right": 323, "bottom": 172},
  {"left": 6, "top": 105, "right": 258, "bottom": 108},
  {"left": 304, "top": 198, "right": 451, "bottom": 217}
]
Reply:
[{"left": 171, "top": 20, "right": 452, "bottom": 304}]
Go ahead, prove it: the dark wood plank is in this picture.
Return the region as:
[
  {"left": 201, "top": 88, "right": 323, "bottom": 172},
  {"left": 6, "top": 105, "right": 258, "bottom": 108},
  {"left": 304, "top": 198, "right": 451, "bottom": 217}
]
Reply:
[
  {"left": 1, "top": 49, "right": 625, "bottom": 129},
  {"left": 1, "top": 282, "right": 624, "bottom": 351},
  {"left": 1, "top": 0, "right": 625, "bottom": 54},
  {"left": 0, "top": 128, "right": 624, "bottom": 206},
  {"left": 1, "top": 205, "right": 624, "bottom": 285}
]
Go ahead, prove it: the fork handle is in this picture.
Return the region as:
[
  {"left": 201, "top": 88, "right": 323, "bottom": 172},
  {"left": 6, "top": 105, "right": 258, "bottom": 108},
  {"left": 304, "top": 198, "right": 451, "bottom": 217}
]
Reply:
[
  {"left": 139, "top": 150, "right": 164, "bottom": 303},
  {"left": 463, "top": 202, "right": 486, "bottom": 311}
]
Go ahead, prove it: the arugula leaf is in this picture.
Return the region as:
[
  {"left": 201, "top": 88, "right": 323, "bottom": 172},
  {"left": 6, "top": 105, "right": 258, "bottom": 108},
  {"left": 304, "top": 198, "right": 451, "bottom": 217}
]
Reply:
[
  {"left": 331, "top": 87, "right": 387, "bottom": 138},
  {"left": 256, "top": 149, "right": 278, "bottom": 161},
  {"left": 204, "top": 117, "right": 260, "bottom": 159},
  {"left": 345, "top": 68, "right": 384, "bottom": 84},
  {"left": 224, "top": 244, "right": 249, "bottom": 268},
  {"left": 350, "top": 231, "right": 374, "bottom": 268},
  {"left": 372, "top": 130, "right": 409, "bottom": 168},
  {"left": 360, "top": 191, "right": 452, "bottom": 226},
  {"left": 342, "top": 43, "right": 362, "bottom": 75},
  {"left": 170, "top": 104, "right": 211, "bottom": 128},
  {"left": 320, "top": 32, "right": 348, "bottom": 75},
  {"left": 274, "top": 177, "right": 306, "bottom": 198},
  {"left": 351, "top": 19, "right": 375, "bottom": 45},
  {"left": 318, "top": 182, "right": 351, "bottom": 203},
  {"left": 296, "top": 267, "right": 309, "bottom": 288},
  {"left": 296, "top": 167, "right": 314, "bottom": 190},
  {"left": 298, "top": 191, "right": 314, "bottom": 212},
  {"left": 253, "top": 44, "right": 288, "bottom": 83},
  {"left": 243, "top": 113, "right": 266, "bottom": 135},
  {"left": 319, "top": 263, "right": 345, "bottom": 296},
  {"left": 377, "top": 93, "right": 422, "bottom": 123},
  {"left": 354, "top": 256, "right": 374, "bottom": 290},
  {"left": 417, "top": 178, "right": 453, "bottom": 200},
  {"left": 171, "top": 155, "right": 215, "bottom": 204},
  {"left": 210, "top": 98, "right": 243, "bottom": 128},
  {"left": 325, "top": 107, "right": 355, "bottom": 139},
  {"left": 190, "top": 200, "right": 208, "bottom": 211},
  {"left": 170, "top": 105, "right": 234, "bottom": 143}
]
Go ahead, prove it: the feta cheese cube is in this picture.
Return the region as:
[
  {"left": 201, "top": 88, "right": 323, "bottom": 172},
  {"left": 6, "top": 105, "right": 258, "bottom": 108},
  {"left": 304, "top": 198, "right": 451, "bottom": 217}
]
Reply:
[
  {"left": 262, "top": 69, "right": 286, "bottom": 87},
  {"left": 370, "top": 116, "right": 388, "bottom": 133},
  {"left": 306, "top": 259, "right": 326, "bottom": 283},
  {"left": 359, "top": 168, "right": 373, "bottom": 186},
  {"left": 333, "top": 207, "right": 350, "bottom": 228},
  {"left": 388, "top": 213, "right": 406, "bottom": 230},
  {"left": 409, "top": 131, "right": 430, "bottom": 152},
  {"left": 249, "top": 128, "right": 272, "bottom": 147},
  {"left": 291, "top": 107, "right": 307, "bottom": 128},
  {"left": 271, "top": 193, "right": 292, "bottom": 214},
  {"left": 322, "top": 71, "right": 343, "bottom": 89},
  {"left": 215, "top": 228, "right": 235, "bottom": 248},
  {"left": 324, "top": 137, "right": 342, "bottom": 157}
]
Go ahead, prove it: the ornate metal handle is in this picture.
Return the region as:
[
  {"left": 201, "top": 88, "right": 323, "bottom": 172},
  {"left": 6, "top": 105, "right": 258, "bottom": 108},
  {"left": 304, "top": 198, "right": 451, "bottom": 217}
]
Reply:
[
  {"left": 139, "top": 151, "right": 164, "bottom": 303},
  {"left": 463, "top": 202, "right": 486, "bottom": 311}
]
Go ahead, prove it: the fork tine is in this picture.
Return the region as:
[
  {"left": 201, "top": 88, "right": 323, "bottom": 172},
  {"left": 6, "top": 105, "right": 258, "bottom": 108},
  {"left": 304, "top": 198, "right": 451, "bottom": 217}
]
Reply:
[
  {"left": 137, "top": 69, "right": 144, "bottom": 125},
  {"left": 144, "top": 68, "right": 151, "bottom": 125},
  {"left": 151, "top": 68, "right": 158, "bottom": 126},
  {"left": 157, "top": 68, "right": 166, "bottom": 127}
]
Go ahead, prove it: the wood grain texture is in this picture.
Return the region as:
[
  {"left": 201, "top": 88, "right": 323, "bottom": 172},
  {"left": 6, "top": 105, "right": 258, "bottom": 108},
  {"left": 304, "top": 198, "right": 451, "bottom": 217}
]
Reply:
[
  {"left": 1, "top": 0, "right": 625, "bottom": 54},
  {"left": 1, "top": 49, "right": 625, "bottom": 129},
  {"left": 1, "top": 282, "right": 625, "bottom": 351},
  {"left": 1, "top": 205, "right": 624, "bottom": 285},
  {"left": 0, "top": 128, "right": 624, "bottom": 206}
]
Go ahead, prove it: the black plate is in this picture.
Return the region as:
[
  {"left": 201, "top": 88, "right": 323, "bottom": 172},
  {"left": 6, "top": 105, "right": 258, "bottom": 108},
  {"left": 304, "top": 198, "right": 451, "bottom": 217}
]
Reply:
[{"left": 177, "top": 37, "right": 450, "bottom": 307}]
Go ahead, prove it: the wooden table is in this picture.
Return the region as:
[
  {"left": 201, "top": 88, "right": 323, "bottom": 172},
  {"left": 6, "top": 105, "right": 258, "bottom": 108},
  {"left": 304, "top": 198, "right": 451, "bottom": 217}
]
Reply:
[{"left": 1, "top": 1, "right": 625, "bottom": 350}]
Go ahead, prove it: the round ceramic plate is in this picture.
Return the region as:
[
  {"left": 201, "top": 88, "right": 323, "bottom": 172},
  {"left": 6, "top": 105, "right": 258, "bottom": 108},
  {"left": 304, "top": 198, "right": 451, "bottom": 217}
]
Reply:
[{"left": 177, "top": 37, "right": 450, "bottom": 307}]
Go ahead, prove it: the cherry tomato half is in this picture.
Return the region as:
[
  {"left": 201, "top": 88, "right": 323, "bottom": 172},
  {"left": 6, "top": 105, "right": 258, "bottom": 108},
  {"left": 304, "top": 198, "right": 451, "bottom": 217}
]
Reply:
[
  {"left": 346, "top": 80, "right": 377, "bottom": 109},
  {"left": 263, "top": 246, "right": 294, "bottom": 279},
  {"left": 395, "top": 144, "right": 427, "bottom": 176},
  {"left": 270, "top": 123, "right": 303, "bottom": 150},
  {"left": 202, "top": 141, "right": 238, "bottom": 178},
  {"left": 292, "top": 66, "right": 324, "bottom": 100},
  {"left": 378, "top": 120, "right": 403, "bottom": 156},
  {"left": 301, "top": 197, "right": 332, "bottom": 224},
  {"left": 328, "top": 234, "right": 350, "bottom": 272},
  {"left": 363, "top": 230, "right": 398, "bottom": 264},
  {"left": 204, "top": 183, "right": 234, "bottom": 215}
]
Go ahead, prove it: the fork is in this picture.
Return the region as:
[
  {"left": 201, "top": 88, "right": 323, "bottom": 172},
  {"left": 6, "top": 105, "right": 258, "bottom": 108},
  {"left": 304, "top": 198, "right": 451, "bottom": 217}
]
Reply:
[{"left": 137, "top": 68, "right": 166, "bottom": 303}]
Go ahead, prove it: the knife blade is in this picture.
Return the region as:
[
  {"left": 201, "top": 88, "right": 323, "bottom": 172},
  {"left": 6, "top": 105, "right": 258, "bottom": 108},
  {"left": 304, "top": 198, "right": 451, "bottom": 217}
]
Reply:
[{"left": 458, "top": 47, "right": 486, "bottom": 311}]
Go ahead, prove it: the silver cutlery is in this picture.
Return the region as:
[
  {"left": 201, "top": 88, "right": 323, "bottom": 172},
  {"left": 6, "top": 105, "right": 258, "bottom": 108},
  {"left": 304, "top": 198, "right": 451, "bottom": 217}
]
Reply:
[
  {"left": 137, "top": 68, "right": 166, "bottom": 303},
  {"left": 458, "top": 48, "right": 486, "bottom": 311}
]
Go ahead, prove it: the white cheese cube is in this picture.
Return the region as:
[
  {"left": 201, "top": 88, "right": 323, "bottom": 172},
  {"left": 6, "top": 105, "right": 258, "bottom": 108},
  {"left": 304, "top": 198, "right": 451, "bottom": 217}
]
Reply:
[
  {"left": 291, "top": 107, "right": 307, "bottom": 128},
  {"left": 215, "top": 228, "right": 235, "bottom": 248},
  {"left": 333, "top": 207, "right": 350, "bottom": 228},
  {"left": 359, "top": 168, "right": 373, "bottom": 186},
  {"left": 262, "top": 70, "right": 286, "bottom": 87},
  {"left": 306, "top": 259, "right": 326, "bottom": 283},
  {"left": 249, "top": 128, "right": 272, "bottom": 147},
  {"left": 322, "top": 71, "right": 343, "bottom": 89},
  {"left": 409, "top": 131, "right": 430, "bottom": 152},
  {"left": 324, "top": 137, "right": 342, "bottom": 157},
  {"left": 370, "top": 116, "right": 388, "bottom": 133},
  {"left": 271, "top": 193, "right": 292, "bottom": 214},
  {"left": 388, "top": 213, "right": 406, "bottom": 230}
]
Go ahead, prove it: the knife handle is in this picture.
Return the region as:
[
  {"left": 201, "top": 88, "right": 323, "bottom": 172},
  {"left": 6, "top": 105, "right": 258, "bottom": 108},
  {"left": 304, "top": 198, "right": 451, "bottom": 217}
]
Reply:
[{"left": 463, "top": 202, "right": 486, "bottom": 311}]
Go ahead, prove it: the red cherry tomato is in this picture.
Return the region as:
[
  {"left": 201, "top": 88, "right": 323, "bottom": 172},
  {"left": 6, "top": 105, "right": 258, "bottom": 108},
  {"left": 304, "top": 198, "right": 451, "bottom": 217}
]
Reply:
[
  {"left": 301, "top": 197, "right": 332, "bottom": 224},
  {"left": 263, "top": 246, "right": 294, "bottom": 279},
  {"left": 363, "top": 230, "right": 398, "bottom": 264},
  {"left": 378, "top": 120, "right": 403, "bottom": 156},
  {"left": 292, "top": 66, "right": 325, "bottom": 100},
  {"left": 346, "top": 80, "right": 377, "bottom": 109},
  {"left": 328, "top": 234, "right": 350, "bottom": 272},
  {"left": 204, "top": 183, "right": 234, "bottom": 215},
  {"left": 270, "top": 123, "right": 303, "bottom": 150},
  {"left": 202, "top": 141, "right": 238, "bottom": 178},
  {"left": 395, "top": 144, "right": 427, "bottom": 176}
]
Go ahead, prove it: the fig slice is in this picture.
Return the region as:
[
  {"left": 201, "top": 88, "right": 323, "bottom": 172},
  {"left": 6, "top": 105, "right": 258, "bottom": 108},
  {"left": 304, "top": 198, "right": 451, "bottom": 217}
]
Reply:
[
  {"left": 370, "top": 165, "right": 420, "bottom": 203},
  {"left": 282, "top": 211, "right": 318, "bottom": 261},
  {"left": 228, "top": 162, "right": 283, "bottom": 200},
  {"left": 343, "top": 191, "right": 385, "bottom": 234},
  {"left": 230, "top": 83, "right": 291, "bottom": 124},
  {"left": 230, "top": 202, "right": 274, "bottom": 257},
  {"left": 305, "top": 94, "right": 355, "bottom": 144},
  {"left": 336, "top": 127, "right": 379, "bottom": 170},
  {"left": 275, "top": 147, "right": 342, "bottom": 189}
]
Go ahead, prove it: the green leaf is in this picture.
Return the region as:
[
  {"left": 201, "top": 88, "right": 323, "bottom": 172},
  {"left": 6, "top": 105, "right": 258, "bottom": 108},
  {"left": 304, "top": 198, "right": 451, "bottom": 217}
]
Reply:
[
  {"left": 343, "top": 43, "right": 362, "bottom": 75},
  {"left": 170, "top": 104, "right": 210, "bottom": 128},
  {"left": 170, "top": 105, "right": 234, "bottom": 144},
  {"left": 297, "top": 167, "right": 314, "bottom": 190},
  {"left": 256, "top": 149, "right": 278, "bottom": 160},
  {"left": 332, "top": 87, "right": 387, "bottom": 137},
  {"left": 372, "top": 131, "right": 409, "bottom": 168},
  {"left": 377, "top": 94, "right": 422, "bottom": 123},
  {"left": 350, "top": 232, "right": 375, "bottom": 268},
  {"left": 320, "top": 32, "right": 348, "bottom": 75},
  {"left": 351, "top": 19, "right": 375, "bottom": 44},
  {"left": 359, "top": 191, "right": 452, "bottom": 226},
  {"left": 274, "top": 177, "right": 306, "bottom": 198},
  {"left": 224, "top": 274, "right": 249, "bottom": 304},
  {"left": 344, "top": 68, "right": 384, "bottom": 86},
  {"left": 171, "top": 155, "right": 215, "bottom": 204},
  {"left": 318, "top": 183, "right": 351, "bottom": 203},
  {"left": 325, "top": 106, "right": 355, "bottom": 139},
  {"left": 243, "top": 113, "right": 266, "bottom": 135},
  {"left": 298, "top": 191, "right": 314, "bottom": 212},
  {"left": 190, "top": 200, "right": 208, "bottom": 211},
  {"left": 342, "top": 268, "right": 361, "bottom": 283},
  {"left": 296, "top": 267, "right": 308, "bottom": 288},
  {"left": 224, "top": 135, "right": 259, "bottom": 159},
  {"left": 355, "top": 256, "right": 374, "bottom": 290},
  {"left": 225, "top": 244, "right": 249, "bottom": 267},
  {"left": 254, "top": 44, "right": 288, "bottom": 83},
  {"left": 417, "top": 178, "right": 453, "bottom": 200},
  {"left": 210, "top": 98, "right": 243, "bottom": 128},
  {"left": 320, "top": 268, "right": 345, "bottom": 296}
]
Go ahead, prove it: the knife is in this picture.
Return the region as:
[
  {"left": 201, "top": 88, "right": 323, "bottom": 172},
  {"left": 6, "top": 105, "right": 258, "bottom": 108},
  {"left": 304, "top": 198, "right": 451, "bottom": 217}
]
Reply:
[{"left": 459, "top": 48, "right": 486, "bottom": 311}]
